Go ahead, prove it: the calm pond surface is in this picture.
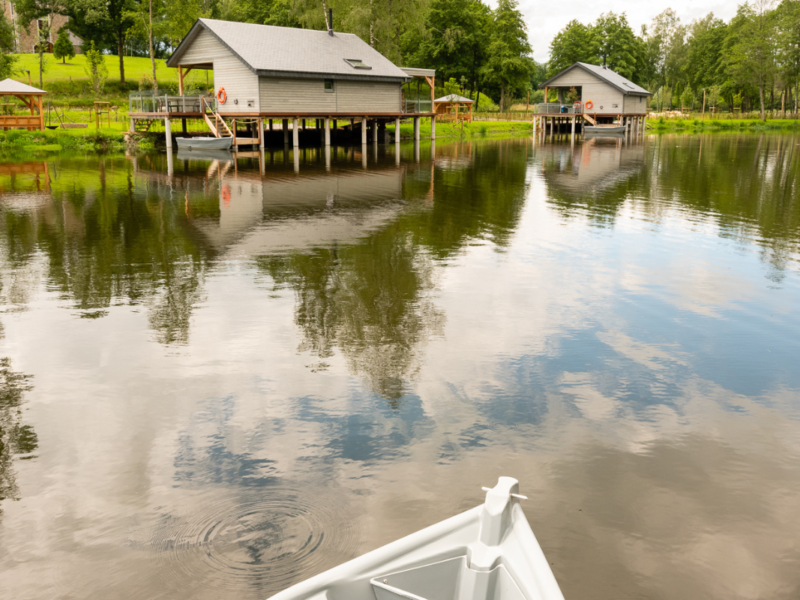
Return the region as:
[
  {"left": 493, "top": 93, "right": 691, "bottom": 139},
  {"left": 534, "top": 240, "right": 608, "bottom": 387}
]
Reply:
[{"left": 1, "top": 134, "right": 799, "bottom": 599}]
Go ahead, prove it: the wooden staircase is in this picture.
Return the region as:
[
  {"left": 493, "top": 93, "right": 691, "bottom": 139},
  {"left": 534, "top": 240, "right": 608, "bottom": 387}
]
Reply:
[
  {"left": 201, "top": 97, "right": 232, "bottom": 139},
  {"left": 581, "top": 113, "right": 597, "bottom": 126},
  {"left": 133, "top": 119, "right": 156, "bottom": 133}
]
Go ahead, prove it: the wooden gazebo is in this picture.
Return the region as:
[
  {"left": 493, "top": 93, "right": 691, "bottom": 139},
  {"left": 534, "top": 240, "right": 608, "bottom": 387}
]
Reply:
[
  {"left": 0, "top": 79, "right": 45, "bottom": 131},
  {"left": 434, "top": 94, "right": 474, "bottom": 122}
]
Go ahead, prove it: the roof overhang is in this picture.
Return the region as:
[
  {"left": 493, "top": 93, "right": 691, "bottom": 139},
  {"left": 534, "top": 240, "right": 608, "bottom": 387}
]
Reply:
[
  {"left": 539, "top": 63, "right": 652, "bottom": 96},
  {"left": 402, "top": 67, "right": 435, "bottom": 78}
]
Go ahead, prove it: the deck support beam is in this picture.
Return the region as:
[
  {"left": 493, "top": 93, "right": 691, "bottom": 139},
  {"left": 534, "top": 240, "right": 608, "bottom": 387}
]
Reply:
[
  {"left": 258, "top": 118, "right": 264, "bottom": 150},
  {"left": 165, "top": 117, "right": 173, "bottom": 150},
  {"left": 395, "top": 117, "right": 400, "bottom": 143},
  {"left": 413, "top": 117, "right": 420, "bottom": 140},
  {"left": 571, "top": 115, "right": 575, "bottom": 137},
  {"left": 431, "top": 116, "right": 436, "bottom": 140},
  {"left": 372, "top": 119, "right": 378, "bottom": 144},
  {"left": 292, "top": 118, "right": 299, "bottom": 147},
  {"left": 324, "top": 117, "right": 331, "bottom": 146},
  {"left": 283, "top": 119, "right": 289, "bottom": 145},
  {"left": 362, "top": 118, "right": 368, "bottom": 145}
]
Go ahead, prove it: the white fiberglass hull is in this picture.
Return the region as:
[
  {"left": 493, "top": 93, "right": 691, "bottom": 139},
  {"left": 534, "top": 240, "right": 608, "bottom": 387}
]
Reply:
[{"left": 269, "top": 477, "right": 564, "bottom": 600}]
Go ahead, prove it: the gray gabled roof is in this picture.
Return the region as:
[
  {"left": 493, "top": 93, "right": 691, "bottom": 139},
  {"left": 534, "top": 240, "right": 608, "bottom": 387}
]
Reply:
[
  {"left": 435, "top": 94, "right": 474, "bottom": 103},
  {"left": 0, "top": 78, "right": 46, "bottom": 94},
  {"left": 168, "top": 19, "right": 411, "bottom": 83},
  {"left": 540, "top": 62, "right": 651, "bottom": 96}
]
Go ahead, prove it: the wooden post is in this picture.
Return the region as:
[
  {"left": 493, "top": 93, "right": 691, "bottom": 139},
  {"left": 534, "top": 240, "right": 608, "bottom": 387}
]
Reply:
[
  {"left": 292, "top": 118, "right": 299, "bottom": 147},
  {"left": 178, "top": 66, "right": 183, "bottom": 96},
  {"left": 372, "top": 119, "right": 378, "bottom": 143},
  {"left": 525, "top": 90, "right": 529, "bottom": 117},
  {"left": 571, "top": 115, "right": 575, "bottom": 137},
  {"left": 258, "top": 117, "right": 264, "bottom": 150},
  {"left": 395, "top": 117, "right": 400, "bottom": 143},
  {"left": 283, "top": 119, "right": 289, "bottom": 145},
  {"left": 413, "top": 117, "right": 420, "bottom": 140},
  {"left": 165, "top": 117, "right": 172, "bottom": 149},
  {"left": 362, "top": 118, "right": 368, "bottom": 144},
  {"left": 38, "top": 96, "right": 43, "bottom": 131},
  {"left": 702, "top": 89, "right": 706, "bottom": 119},
  {"left": 431, "top": 115, "right": 436, "bottom": 140},
  {"left": 324, "top": 117, "right": 330, "bottom": 146}
]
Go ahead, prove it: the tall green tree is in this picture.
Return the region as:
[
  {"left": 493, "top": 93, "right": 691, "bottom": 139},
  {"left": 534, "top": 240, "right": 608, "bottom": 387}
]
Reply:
[
  {"left": 415, "top": 0, "right": 490, "bottom": 93},
  {"left": 547, "top": 20, "right": 594, "bottom": 76},
  {"left": 15, "top": 0, "right": 65, "bottom": 87},
  {"left": 66, "top": 0, "right": 135, "bottom": 83},
  {"left": 777, "top": 0, "right": 800, "bottom": 112},
  {"left": 684, "top": 14, "right": 727, "bottom": 92},
  {"left": 644, "top": 9, "right": 680, "bottom": 90},
  {"left": 480, "top": 0, "right": 534, "bottom": 111},
  {"left": 590, "top": 12, "right": 645, "bottom": 83},
  {"left": 725, "top": 0, "right": 778, "bottom": 121},
  {"left": 0, "top": 10, "right": 17, "bottom": 80}
]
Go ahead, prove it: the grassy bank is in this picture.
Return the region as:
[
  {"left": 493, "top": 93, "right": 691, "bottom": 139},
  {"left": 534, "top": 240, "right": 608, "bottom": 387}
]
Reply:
[
  {"left": 392, "top": 119, "right": 532, "bottom": 139},
  {"left": 649, "top": 117, "right": 800, "bottom": 132},
  {"left": 0, "top": 128, "right": 140, "bottom": 155}
]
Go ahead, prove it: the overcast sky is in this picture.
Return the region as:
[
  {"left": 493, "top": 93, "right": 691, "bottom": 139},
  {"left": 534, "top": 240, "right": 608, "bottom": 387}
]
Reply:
[{"left": 492, "top": 0, "right": 742, "bottom": 62}]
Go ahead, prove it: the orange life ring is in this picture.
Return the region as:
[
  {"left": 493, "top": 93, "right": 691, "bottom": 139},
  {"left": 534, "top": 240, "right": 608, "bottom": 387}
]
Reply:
[
  {"left": 585, "top": 100, "right": 593, "bottom": 109},
  {"left": 217, "top": 88, "right": 227, "bottom": 104}
]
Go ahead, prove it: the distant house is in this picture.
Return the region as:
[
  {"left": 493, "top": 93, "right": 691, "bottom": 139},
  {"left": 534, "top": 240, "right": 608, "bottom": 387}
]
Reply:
[
  {"left": 166, "top": 18, "right": 427, "bottom": 116},
  {"left": 539, "top": 62, "right": 651, "bottom": 116},
  {"left": 0, "top": 3, "right": 83, "bottom": 54}
]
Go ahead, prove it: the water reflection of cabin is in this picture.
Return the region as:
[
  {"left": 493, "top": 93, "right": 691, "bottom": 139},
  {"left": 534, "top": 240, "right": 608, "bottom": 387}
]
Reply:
[
  {"left": 539, "top": 136, "right": 645, "bottom": 201},
  {"left": 128, "top": 18, "right": 437, "bottom": 148},
  {"left": 535, "top": 62, "right": 652, "bottom": 133},
  {"left": 130, "top": 152, "right": 436, "bottom": 256},
  {"left": 433, "top": 95, "right": 474, "bottom": 122}
]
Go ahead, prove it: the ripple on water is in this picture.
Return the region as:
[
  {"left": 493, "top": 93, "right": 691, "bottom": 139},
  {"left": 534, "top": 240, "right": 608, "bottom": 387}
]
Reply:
[{"left": 150, "top": 487, "right": 361, "bottom": 594}]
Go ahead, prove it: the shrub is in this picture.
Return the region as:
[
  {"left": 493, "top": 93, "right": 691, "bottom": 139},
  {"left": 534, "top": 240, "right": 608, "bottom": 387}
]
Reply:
[
  {"left": 138, "top": 73, "right": 154, "bottom": 91},
  {"left": 84, "top": 41, "right": 108, "bottom": 95}
]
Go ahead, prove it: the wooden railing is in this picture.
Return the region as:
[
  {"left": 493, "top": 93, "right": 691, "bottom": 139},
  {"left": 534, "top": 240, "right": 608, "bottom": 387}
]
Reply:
[{"left": 0, "top": 115, "right": 42, "bottom": 129}]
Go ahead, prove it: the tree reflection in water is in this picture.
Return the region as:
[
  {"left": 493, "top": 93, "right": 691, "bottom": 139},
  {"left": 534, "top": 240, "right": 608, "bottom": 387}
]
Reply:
[
  {"left": 538, "top": 133, "right": 800, "bottom": 278},
  {"left": 0, "top": 358, "right": 36, "bottom": 506}
]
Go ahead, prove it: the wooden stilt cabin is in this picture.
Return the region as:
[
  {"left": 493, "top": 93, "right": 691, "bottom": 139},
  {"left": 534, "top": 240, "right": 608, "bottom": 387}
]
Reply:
[
  {"left": 129, "top": 18, "right": 436, "bottom": 148},
  {"left": 535, "top": 62, "right": 652, "bottom": 132}
]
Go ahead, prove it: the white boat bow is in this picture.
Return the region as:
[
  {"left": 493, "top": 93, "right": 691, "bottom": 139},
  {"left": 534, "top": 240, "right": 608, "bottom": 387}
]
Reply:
[{"left": 269, "top": 477, "right": 565, "bottom": 600}]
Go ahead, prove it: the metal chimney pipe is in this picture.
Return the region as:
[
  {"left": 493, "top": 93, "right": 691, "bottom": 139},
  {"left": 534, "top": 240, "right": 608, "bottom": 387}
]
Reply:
[{"left": 328, "top": 9, "right": 333, "bottom": 35}]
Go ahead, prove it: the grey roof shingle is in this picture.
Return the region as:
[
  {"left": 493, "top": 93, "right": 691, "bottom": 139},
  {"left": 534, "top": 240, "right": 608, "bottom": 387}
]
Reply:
[
  {"left": 168, "top": 19, "right": 411, "bottom": 82},
  {"left": 0, "top": 78, "right": 46, "bottom": 94},
  {"left": 540, "top": 62, "right": 651, "bottom": 96}
]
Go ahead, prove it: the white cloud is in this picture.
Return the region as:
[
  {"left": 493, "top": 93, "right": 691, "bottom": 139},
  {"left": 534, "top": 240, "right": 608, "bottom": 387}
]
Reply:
[{"left": 485, "top": 0, "right": 741, "bottom": 62}]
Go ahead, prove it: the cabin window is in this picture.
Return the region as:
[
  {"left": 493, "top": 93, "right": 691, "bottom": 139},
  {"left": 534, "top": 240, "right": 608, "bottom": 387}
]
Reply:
[
  {"left": 344, "top": 58, "right": 371, "bottom": 70},
  {"left": 324, "top": 79, "right": 335, "bottom": 92}
]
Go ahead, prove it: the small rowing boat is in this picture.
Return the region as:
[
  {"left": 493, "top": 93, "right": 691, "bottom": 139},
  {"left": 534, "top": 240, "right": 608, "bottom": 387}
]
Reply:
[
  {"left": 584, "top": 125, "right": 625, "bottom": 134},
  {"left": 176, "top": 136, "right": 233, "bottom": 151},
  {"left": 270, "top": 477, "right": 564, "bottom": 600}
]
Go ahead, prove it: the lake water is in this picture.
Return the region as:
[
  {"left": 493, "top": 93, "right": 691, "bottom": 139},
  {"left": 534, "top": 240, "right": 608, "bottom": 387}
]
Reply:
[{"left": 0, "top": 134, "right": 799, "bottom": 600}]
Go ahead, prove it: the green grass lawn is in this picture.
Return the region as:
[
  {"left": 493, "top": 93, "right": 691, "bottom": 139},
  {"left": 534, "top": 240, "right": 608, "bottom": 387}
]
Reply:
[
  {"left": 649, "top": 117, "right": 800, "bottom": 131},
  {"left": 13, "top": 53, "right": 211, "bottom": 88},
  {"left": 9, "top": 53, "right": 212, "bottom": 108}
]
